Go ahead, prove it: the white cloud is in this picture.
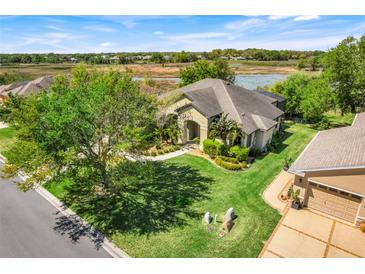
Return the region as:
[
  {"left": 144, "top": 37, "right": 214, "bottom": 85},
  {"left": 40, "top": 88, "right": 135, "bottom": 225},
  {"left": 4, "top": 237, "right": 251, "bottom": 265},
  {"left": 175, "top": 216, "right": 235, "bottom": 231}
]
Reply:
[
  {"left": 100, "top": 42, "right": 112, "bottom": 47},
  {"left": 268, "top": 16, "right": 292, "bottom": 20},
  {"left": 168, "top": 32, "right": 229, "bottom": 42},
  {"left": 84, "top": 25, "right": 116, "bottom": 32},
  {"left": 46, "top": 32, "right": 73, "bottom": 39},
  {"left": 293, "top": 15, "right": 320, "bottom": 21},
  {"left": 225, "top": 18, "right": 266, "bottom": 31},
  {"left": 47, "top": 25, "right": 63, "bottom": 31},
  {"left": 154, "top": 31, "right": 164, "bottom": 35}
]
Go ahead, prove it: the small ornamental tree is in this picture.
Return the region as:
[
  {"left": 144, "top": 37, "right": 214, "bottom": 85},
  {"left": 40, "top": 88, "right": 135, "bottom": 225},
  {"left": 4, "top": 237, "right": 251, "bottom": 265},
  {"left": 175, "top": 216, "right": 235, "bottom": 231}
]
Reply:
[
  {"left": 209, "top": 113, "right": 239, "bottom": 145},
  {"left": 2, "top": 65, "right": 158, "bottom": 192}
]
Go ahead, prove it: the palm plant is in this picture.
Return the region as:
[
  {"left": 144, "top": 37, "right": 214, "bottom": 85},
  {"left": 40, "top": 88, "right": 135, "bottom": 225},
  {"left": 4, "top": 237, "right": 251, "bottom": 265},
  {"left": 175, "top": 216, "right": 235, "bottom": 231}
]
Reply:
[{"left": 209, "top": 113, "right": 240, "bottom": 145}]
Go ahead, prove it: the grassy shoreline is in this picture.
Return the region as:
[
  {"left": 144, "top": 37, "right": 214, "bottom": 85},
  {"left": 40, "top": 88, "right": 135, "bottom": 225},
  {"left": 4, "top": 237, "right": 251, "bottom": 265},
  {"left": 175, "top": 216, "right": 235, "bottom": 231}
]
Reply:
[{"left": 0, "top": 61, "right": 299, "bottom": 79}]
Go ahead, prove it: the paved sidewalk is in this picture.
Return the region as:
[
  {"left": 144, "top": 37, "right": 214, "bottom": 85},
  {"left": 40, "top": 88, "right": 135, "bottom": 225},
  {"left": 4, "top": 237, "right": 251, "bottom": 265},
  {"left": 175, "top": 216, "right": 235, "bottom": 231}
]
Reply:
[
  {"left": 262, "top": 170, "right": 294, "bottom": 214},
  {"left": 126, "top": 144, "right": 195, "bottom": 162},
  {"left": 0, "top": 122, "right": 8, "bottom": 129}
]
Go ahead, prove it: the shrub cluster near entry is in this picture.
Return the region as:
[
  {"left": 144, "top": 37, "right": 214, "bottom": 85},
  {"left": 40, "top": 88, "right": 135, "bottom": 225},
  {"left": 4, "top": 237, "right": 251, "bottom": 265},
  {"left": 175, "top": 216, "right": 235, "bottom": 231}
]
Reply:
[
  {"left": 229, "top": 145, "right": 249, "bottom": 162},
  {"left": 203, "top": 139, "right": 221, "bottom": 157}
]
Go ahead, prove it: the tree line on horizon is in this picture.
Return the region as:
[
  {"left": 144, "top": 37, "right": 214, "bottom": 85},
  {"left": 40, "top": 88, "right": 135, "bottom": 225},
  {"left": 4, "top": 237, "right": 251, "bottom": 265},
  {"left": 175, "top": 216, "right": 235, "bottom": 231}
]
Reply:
[{"left": 0, "top": 48, "right": 324, "bottom": 65}]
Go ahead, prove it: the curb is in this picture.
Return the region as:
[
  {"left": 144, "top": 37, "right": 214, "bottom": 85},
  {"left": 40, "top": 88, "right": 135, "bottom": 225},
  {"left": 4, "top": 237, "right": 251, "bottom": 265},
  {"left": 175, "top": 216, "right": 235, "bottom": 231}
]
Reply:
[{"left": 0, "top": 154, "right": 130, "bottom": 258}]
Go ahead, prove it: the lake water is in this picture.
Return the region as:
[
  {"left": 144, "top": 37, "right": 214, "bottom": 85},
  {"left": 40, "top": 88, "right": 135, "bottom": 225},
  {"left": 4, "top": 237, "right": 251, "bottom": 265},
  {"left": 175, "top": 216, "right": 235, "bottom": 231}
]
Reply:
[
  {"left": 234, "top": 74, "right": 287, "bottom": 90},
  {"left": 134, "top": 74, "right": 287, "bottom": 90}
]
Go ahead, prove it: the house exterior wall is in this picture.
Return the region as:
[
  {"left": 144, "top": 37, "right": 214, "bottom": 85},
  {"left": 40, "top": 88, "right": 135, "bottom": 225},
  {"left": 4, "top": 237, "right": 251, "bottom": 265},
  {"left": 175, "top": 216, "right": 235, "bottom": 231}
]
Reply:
[
  {"left": 166, "top": 98, "right": 209, "bottom": 147},
  {"left": 292, "top": 167, "right": 365, "bottom": 225},
  {"left": 252, "top": 126, "right": 275, "bottom": 151}
]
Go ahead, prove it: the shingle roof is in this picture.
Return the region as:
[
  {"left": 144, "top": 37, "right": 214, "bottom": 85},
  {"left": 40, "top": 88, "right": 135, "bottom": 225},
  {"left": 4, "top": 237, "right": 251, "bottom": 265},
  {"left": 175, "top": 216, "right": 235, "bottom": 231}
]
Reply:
[
  {"left": 253, "top": 90, "right": 285, "bottom": 103},
  {"left": 177, "top": 79, "right": 284, "bottom": 134},
  {"left": 289, "top": 112, "right": 365, "bottom": 173},
  {"left": 0, "top": 76, "right": 53, "bottom": 97}
]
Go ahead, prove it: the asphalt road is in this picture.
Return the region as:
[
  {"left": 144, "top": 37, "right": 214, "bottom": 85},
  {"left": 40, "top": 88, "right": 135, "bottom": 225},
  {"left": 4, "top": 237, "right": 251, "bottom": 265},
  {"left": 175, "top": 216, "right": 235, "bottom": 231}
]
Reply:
[{"left": 0, "top": 173, "right": 111, "bottom": 258}]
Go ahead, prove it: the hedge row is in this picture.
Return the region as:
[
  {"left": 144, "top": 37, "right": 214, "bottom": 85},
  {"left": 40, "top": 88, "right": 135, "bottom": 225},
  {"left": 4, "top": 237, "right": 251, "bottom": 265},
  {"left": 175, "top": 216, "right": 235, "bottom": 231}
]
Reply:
[{"left": 215, "top": 156, "right": 248, "bottom": 171}]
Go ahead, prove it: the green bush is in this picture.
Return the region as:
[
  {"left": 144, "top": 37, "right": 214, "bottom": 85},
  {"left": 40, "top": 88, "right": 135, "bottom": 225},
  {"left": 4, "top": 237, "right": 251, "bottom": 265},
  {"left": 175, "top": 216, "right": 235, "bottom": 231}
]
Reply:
[
  {"left": 203, "top": 139, "right": 221, "bottom": 157},
  {"left": 240, "top": 161, "right": 248, "bottom": 168},
  {"left": 219, "top": 155, "right": 239, "bottom": 164},
  {"left": 249, "top": 147, "right": 262, "bottom": 157},
  {"left": 215, "top": 156, "right": 242, "bottom": 171},
  {"left": 216, "top": 143, "right": 228, "bottom": 156},
  {"left": 229, "top": 145, "right": 249, "bottom": 162}
]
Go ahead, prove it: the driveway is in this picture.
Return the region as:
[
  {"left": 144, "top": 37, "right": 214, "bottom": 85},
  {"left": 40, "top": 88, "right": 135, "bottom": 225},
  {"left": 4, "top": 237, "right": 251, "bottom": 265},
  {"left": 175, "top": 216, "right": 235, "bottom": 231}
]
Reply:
[
  {"left": 260, "top": 208, "right": 365, "bottom": 258},
  {"left": 0, "top": 175, "right": 110, "bottom": 258}
]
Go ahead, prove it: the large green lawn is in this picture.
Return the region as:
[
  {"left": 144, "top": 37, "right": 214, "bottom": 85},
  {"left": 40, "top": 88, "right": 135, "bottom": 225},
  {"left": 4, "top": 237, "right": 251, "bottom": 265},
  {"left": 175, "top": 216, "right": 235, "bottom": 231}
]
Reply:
[
  {"left": 45, "top": 122, "right": 316, "bottom": 257},
  {"left": 0, "top": 127, "right": 17, "bottom": 154}
]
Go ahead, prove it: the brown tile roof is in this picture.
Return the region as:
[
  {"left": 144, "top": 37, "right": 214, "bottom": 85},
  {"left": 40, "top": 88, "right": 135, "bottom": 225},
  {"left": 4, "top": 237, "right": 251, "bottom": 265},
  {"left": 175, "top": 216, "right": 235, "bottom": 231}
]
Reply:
[
  {"left": 289, "top": 112, "right": 365, "bottom": 173},
  {"left": 177, "top": 79, "right": 284, "bottom": 134}
]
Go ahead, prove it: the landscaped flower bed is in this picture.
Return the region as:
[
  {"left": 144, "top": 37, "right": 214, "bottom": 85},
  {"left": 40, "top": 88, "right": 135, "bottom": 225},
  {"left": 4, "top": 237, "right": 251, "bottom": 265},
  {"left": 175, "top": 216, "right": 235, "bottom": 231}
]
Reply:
[
  {"left": 142, "top": 144, "right": 181, "bottom": 157},
  {"left": 203, "top": 139, "right": 250, "bottom": 171}
]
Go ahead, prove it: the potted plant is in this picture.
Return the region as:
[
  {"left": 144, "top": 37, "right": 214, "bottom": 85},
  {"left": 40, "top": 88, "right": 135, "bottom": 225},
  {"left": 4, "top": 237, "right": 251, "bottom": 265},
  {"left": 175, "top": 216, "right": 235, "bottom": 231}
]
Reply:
[
  {"left": 283, "top": 157, "right": 293, "bottom": 171},
  {"left": 291, "top": 189, "right": 301, "bottom": 210}
]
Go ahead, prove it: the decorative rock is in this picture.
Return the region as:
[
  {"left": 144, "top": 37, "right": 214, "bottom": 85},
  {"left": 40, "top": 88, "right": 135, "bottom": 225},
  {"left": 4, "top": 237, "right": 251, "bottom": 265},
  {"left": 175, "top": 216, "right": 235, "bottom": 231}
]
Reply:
[
  {"left": 224, "top": 208, "right": 235, "bottom": 221},
  {"left": 203, "top": 212, "right": 212, "bottom": 224},
  {"left": 221, "top": 219, "right": 234, "bottom": 233}
]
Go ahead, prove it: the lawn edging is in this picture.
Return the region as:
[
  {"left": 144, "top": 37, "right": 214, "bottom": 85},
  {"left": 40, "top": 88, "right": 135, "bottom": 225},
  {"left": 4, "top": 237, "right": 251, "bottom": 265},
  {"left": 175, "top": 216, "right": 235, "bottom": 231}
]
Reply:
[{"left": 0, "top": 153, "right": 130, "bottom": 258}]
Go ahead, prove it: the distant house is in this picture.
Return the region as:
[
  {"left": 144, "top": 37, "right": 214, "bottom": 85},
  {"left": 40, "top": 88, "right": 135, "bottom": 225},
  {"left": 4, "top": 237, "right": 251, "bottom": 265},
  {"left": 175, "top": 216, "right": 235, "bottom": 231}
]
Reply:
[
  {"left": 0, "top": 76, "right": 53, "bottom": 103},
  {"left": 110, "top": 56, "right": 120, "bottom": 63},
  {"left": 69, "top": 57, "right": 78, "bottom": 63},
  {"left": 142, "top": 55, "right": 152, "bottom": 61},
  {"left": 165, "top": 79, "right": 284, "bottom": 150},
  {"left": 289, "top": 112, "right": 365, "bottom": 225}
]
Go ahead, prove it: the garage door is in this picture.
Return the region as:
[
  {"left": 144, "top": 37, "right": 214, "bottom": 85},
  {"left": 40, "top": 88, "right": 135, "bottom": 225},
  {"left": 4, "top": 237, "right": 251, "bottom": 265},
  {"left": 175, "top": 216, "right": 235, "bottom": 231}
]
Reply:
[{"left": 307, "top": 182, "right": 362, "bottom": 222}]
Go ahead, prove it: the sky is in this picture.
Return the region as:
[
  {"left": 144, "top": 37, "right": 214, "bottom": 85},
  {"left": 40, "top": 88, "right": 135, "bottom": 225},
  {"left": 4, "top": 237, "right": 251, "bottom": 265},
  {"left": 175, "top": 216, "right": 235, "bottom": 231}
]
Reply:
[{"left": 1, "top": 15, "right": 365, "bottom": 53}]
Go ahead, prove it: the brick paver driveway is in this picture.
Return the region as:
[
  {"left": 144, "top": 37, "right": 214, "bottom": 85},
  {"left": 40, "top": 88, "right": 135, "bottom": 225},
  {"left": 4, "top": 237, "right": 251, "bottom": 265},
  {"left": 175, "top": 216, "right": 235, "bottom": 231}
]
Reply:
[{"left": 260, "top": 208, "right": 365, "bottom": 258}]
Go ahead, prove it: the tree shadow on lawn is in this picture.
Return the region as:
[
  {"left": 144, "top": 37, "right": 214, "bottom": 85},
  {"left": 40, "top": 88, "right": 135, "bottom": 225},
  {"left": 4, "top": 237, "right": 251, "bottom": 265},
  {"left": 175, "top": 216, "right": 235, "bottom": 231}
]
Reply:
[{"left": 52, "top": 160, "right": 214, "bottom": 244}]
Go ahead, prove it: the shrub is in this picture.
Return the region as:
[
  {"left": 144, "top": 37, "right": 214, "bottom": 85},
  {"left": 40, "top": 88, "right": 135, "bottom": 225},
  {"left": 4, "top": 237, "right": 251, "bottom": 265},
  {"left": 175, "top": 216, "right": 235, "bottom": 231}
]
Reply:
[
  {"left": 215, "top": 157, "right": 242, "bottom": 171},
  {"left": 216, "top": 143, "right": 228, "bottom": 156},
  {"left": 240, "top": 161, "right": 248, "bottom": 168},
  {"left": 249, "top": 147, "right": 261, "bottom": 157},
  {"left": 229, "top": 145, "right": 249, "bottom": 162},
  {"left": 193, "top": 137, "right": 200, "bottom": 144},
  {"left": 203, "top": 139, "right": 220, "bottom": 157},
  {"left": 219, "top": 155, "right": 239, "bottom": 164},
  {"left": 317, "top": 116, "right": 331, "bottom": 130},
  {"left": 150, "top": 151, "right": 157, "bottom": 157}
]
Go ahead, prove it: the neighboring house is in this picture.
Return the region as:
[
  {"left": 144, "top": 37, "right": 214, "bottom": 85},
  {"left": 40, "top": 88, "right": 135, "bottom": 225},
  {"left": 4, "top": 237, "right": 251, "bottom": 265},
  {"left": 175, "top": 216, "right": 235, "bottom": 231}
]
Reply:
[
  {"left": 165, "top": 78, "right": 284, "bottom": 150},
  {"left": 0, "top": 76, "right": 53, "bottom": 103},
  {"left": 289, "top": 112, "right": 365, "bottom": 226}
]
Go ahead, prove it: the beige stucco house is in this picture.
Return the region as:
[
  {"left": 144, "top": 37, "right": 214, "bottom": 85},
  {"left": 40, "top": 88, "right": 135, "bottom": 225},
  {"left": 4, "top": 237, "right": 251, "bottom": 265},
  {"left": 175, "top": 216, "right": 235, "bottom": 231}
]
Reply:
[
  {"left": 164, "top": 78, "right": 284, "bottom": 150},
  {"left": 289, "top": 112, "right": 365, "bottom": 226}
]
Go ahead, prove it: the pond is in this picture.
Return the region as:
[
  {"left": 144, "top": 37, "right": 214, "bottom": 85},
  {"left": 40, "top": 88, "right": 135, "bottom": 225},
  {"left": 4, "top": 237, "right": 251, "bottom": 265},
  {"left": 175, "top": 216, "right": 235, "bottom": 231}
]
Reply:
[
  {"left": 133, "top": 74, "right": 287, "bottom": 90},
  {"left": 234, "top": 74, "right": 287, "bottom": 90}
]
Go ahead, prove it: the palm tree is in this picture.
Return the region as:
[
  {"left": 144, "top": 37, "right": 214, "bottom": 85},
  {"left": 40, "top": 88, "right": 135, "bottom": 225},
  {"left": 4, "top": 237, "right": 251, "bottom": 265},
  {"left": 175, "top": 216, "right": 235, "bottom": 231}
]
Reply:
[{"left": 209, "top": 113, "right": 241, "bottom": 145}]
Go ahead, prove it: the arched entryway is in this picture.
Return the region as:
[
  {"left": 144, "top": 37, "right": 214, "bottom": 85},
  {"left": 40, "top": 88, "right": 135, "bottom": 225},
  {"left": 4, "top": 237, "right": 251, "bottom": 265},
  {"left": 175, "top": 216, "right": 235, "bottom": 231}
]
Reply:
[{"left": 186, "top": 120, "right": 200, "bottom": 141}]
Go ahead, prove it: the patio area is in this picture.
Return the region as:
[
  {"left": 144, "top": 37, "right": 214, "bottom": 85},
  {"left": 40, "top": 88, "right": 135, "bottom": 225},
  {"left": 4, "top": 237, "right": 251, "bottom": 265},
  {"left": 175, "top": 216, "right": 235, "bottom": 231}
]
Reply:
[{"left": 260, "top": 208, "right": 365, "bottom": 258}]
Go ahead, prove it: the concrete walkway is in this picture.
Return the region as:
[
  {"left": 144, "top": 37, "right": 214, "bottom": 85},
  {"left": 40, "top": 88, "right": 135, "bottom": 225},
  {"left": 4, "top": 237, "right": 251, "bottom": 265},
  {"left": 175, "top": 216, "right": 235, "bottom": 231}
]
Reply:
[
  {"left": 262, "top": 170, "right": 294, "bottom": 214},
  {"left": 147, "top": 145, "right": 194, "bottom": 161},
  {"left": 125, "top": 144, "right": 195, "bottom": 162},
  {"left": 0, "top": 122, "right": 8, "bottom": 129}
]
